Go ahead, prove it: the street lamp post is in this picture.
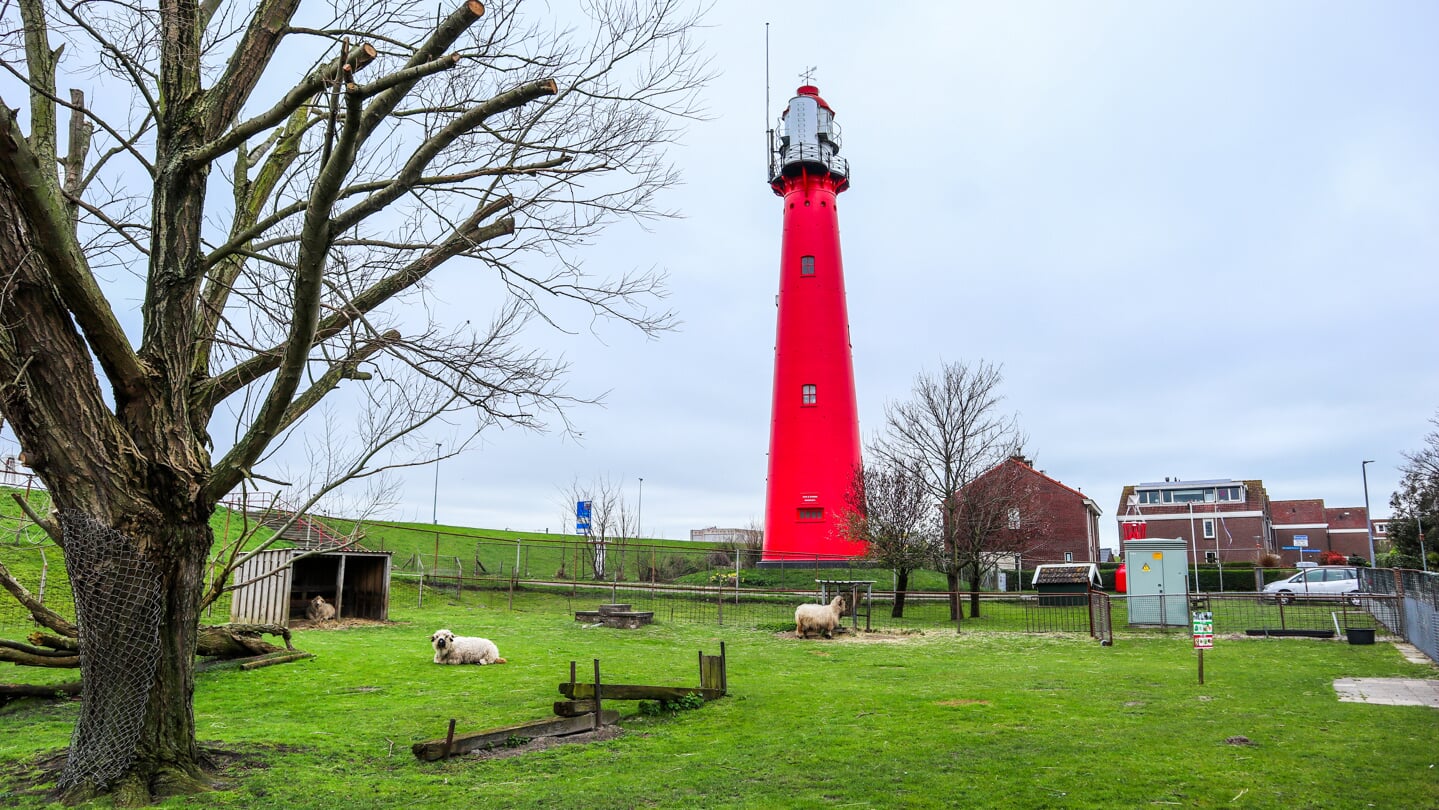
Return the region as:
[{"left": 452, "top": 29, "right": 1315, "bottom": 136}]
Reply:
[
  {"left": 1188, "top": 503, "right": 1199, "bottom": 593},
  {"left": 432, "top": 443, "right": 441, "bottom": 571},
  {"left": 637, "top": 477, "right": 644, "bottom": 541},
  {"left": 432, "top": 443, "right": 441, "bottom": 525},
  {"left": 1418, "top": 513, "right": 1429, "bottom": 572},
  {"left": 1362, "top": 459, "right": 1375, "bottom": 566}
]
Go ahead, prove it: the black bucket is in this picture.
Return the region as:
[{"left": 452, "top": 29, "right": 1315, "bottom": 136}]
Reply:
[{"left": 1346, "top": 627, "right": 1375, "bottom": 645}]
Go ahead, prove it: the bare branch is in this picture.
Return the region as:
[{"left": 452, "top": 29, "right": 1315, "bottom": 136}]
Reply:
[
  {"left": 356, "top": 0, "right": 487, "bottom": 139},
  {"left": 0, "top": 105, "right": 148, "bottom": 393},
  {"left": 194, "top": 41, "right": 378, "bottom": 165},
  {"left": 333, "top": 78, "right": 557, "bottom": 234},
  {"left": 0, "top": 558, "right": 78, "bottom": 637},
  {"left": 17, "top": 0, "right": 61, "bottom": 165},
  {"left": 199, "top": 197, "right": 514, "bottom": 409},
  {"left": 201, "top": 0, "right": 304, "bottom": 139},
  {"left": 11, "top": 492, "right": 61, "bottom": 544}
]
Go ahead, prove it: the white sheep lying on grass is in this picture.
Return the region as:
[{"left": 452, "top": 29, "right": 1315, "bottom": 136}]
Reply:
[
  {"left": 794, "top": 595, "right": 846, "bottom": 639},
  {"left": 430, "top": 628, "right": 507, "bottom": 665}
]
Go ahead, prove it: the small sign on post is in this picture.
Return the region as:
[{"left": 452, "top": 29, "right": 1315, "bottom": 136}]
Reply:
[{"left": 1192, "top": 610, "right": 1214, "bottom": 684}]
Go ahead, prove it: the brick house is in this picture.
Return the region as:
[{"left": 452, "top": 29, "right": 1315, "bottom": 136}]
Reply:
[
  {"left": 962, "top": 456, "right": 1103, "bottom": 563},
  {"left": 1116, "top": 478, "right": 1273, "bottom": 564},
  {"left": 1269, "top": 500, "right": 1372, "bottom": 565}
]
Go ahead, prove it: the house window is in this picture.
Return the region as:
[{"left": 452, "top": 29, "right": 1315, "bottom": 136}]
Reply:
[
  {"left": 1205, "top": 551, "right": 1218, "bottom": 563},
  {"left": 1007, "top": 508, "right": 1021, "bottom": 530},
  {"left": 797, "top": 507, "right": 823, "bottom": 521},
  {"left": 1203, "top": 519, "right": 1215, "bottom": 539},
  {"left": 801, "top": 255, "right": 815, "bottom": 276},
  {"left": 801, "top": 384, "right": 817, "bottom": 405},
  {"left": 1063, "top": 551, "right": 1073, "bottom": 562}
]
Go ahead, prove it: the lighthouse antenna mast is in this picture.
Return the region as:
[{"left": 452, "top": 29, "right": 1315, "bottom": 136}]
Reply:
[{"left": 764, "top": 23, "right": 772, "bottom": 175}]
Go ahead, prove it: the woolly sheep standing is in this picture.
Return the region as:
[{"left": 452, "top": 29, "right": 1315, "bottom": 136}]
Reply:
[
  {"left": 430, "top": 628, "right": 507, "bottom": 665},
  {"left": 794, "top": 595, "right": 846, "bottom": 639},
  {"left": 306, "top": 595, "right": 336, "bottom": 621}
]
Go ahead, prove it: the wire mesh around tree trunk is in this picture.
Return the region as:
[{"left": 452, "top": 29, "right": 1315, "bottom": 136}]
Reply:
[{"left": 55, "top": 511, "right": 163, "bottom": 793}]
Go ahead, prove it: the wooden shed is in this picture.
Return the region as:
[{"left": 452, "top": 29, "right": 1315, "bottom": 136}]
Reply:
[
  {"left": 229, "top": 548, "right": 393, "bottom": 627},
  {"left": 1031, "top": 563, "right": 1101, "bottom": 606}
]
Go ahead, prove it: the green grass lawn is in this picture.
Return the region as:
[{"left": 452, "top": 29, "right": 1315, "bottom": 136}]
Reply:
[{"left": 2, "top": 582, "right": 1436, "bottom": 809}]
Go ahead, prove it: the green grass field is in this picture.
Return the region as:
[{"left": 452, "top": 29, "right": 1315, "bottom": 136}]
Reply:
[{"left": 2, "top": 579, "right": 1436, "bottom": 809}]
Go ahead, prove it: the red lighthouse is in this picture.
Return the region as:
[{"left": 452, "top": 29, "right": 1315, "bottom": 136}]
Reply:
[{"left": 761, "top": 85, "right": 866, "bottom": 564}]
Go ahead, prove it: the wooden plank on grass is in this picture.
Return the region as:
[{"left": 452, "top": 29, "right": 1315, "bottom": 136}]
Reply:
[
  {"left": 558, "top": 683, "right": 723, "bottom": 701},
  {"left": 554, "top": 699, "right": 599, "bottom": 717},
  {"left": 411, "top": 711, "right": 619, "bottom": 761}
]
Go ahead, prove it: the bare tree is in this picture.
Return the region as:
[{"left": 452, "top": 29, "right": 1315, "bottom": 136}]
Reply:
[
  {"left": 1392, "top": 409, "right": 1439, "bottom": 518},
  {"left": 841, "top": 462, "right": 935, "bottom": 618},
  {"left": 1388, "top": 409, "right": 1439, "bottom": 568},
  {"left": 871, "top": 360, "right": 1024, "bottom": 621},
  {"left": 561, "top": 474, "right": 634, "bottom": 580},
  {"left": 733, "top": 519, "right": 764, "bottom": 568},
  {"left": 0, "top": 0, "right": 708, "bottom": 799}
]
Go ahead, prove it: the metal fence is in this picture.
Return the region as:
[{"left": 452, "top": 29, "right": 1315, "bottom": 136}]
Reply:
[
  {"left": 0, "top": 541, "right": 73, "bottom": 637},
  {"left": 1360, "top": 567, "right": 1437, "bottom": 661},
  {"left": 395, "top": 575, "right": 1123, "bottom": 640},
  {"left": 395, "top": 573, "right": 1411, "bottom": 647}
]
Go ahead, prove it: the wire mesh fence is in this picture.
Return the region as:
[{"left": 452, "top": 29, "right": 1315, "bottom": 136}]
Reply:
[
  {"left": 0, "top": 541, "right": 75, "bottom": 637},
  {"left": 1360, "top": 567, "right": 1437, "bottom": 660},
  {"left": 391, "top": 571, "right": 1414, "bottom": 648}
]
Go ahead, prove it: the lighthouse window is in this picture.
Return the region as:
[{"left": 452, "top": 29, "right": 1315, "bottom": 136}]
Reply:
[
  {"left": 798, "top": 508, "right": 824, "bottom": 521},
  {"left": 801, "top": 384, "right": 817, "bottom": 405},
  {"left": 801, "top": 256, "right": 815, "bottom": 276}
]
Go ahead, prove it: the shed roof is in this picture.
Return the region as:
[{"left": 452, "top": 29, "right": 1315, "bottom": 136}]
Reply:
[{"left": 1031, "top": 563, "right": 1100, "bottom": 587}]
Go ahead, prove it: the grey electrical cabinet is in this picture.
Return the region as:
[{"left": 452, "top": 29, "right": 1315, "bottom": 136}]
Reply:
[{"left": 1125, "top": 538, "right": 1189, "bottom": 626}]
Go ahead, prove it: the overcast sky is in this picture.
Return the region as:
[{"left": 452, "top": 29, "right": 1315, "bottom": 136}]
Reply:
[
  {"left": 406, "top": 0, "right": 1436, "bottom": 550},
  {"left": 4, "top": 1, "right": 1435, "bottom": 552}
]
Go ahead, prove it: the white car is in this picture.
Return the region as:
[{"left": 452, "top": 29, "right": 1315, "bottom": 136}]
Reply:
[{"left": 1263, "top": 566, "right": 1360, "bottom": 604}]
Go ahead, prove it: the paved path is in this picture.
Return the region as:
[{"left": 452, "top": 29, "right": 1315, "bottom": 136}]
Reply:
[{"left": 1333, "top": 677, "right": 1439, "bottom": 708}]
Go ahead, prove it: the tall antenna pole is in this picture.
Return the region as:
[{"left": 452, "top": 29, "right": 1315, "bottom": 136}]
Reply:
[{"left": 765, "top": 23, "right": 772, "bottom": 174}]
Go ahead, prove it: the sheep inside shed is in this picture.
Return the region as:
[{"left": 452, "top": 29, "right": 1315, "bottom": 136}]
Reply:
[
  {"left": 794, "top": 595, "right": 846, "bottom": 639},
  {"left": 305, "top": 595, "right": 336, "bottom": 621}
]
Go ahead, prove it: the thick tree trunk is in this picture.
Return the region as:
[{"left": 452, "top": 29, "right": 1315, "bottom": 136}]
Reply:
[
  {"left": 946, "top": 572, "right": 960, "bottom": 621},
  {"left": 892, "top": 569, "right": 909, "bottom": 618},
  {"left": 967, "top": 562, "right": 984, "bottom": 619},
  {"left": 57, "top": 511, "right": 214, "bottom": 804}
]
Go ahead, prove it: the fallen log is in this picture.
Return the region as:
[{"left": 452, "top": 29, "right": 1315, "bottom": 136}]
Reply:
[
  {"left": 197, "top": 650, "right": 312, "bottom": 673},
  {"left": 0, "top": 680, "right": 82, "bottom": 706},
  {"left": 412, "top": 711, "right": 620, "bottom": 761},
  {"left": 27, "top": 631, "right": 77, "bottom": 652},
  {"left": 197, "top": 623, "right": 295, "bottom": 658},
  {"left": 0, "top": 638, "right": 78, "bottom": 668}
]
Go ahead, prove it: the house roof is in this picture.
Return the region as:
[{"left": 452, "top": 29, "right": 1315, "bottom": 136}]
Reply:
[
  {"left": 973, "top": 457, "right": 1103, "bottom": 516},
  {"left": 1031, "top": 563, "right": 1100, "bottom": 586}
]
